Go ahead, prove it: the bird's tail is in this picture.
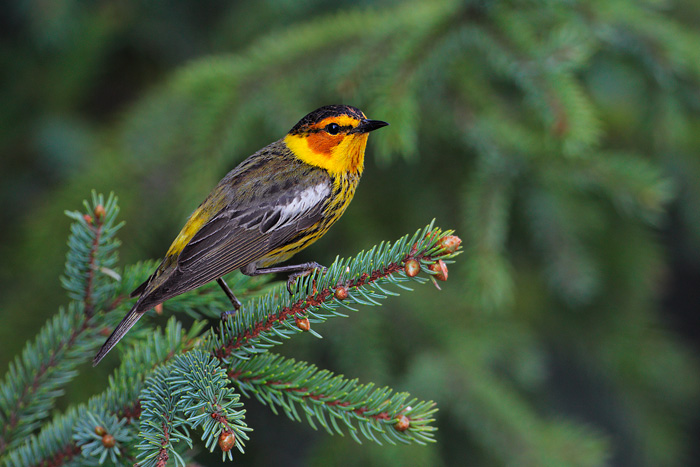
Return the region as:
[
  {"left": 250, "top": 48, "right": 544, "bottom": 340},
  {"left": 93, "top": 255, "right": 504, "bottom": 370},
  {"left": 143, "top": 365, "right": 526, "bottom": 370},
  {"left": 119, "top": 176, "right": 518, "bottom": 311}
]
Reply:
[{"left": 92, "top": 304, "right": 146, "bottom": 366}]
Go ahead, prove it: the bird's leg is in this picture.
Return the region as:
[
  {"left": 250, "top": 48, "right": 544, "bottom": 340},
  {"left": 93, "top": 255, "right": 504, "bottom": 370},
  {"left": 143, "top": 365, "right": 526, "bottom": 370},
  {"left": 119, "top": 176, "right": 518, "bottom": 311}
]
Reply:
[
  {"left": 242, "top": 262, "right": 326, "bottom": 294},
  {"left": 217, "top": 277, "right": 242, "bottom": 319}
]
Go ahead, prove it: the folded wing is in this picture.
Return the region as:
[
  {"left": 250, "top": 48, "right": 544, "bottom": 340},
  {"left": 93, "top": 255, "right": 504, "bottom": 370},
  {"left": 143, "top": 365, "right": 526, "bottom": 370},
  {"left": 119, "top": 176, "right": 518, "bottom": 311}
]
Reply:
[
  {"left": 134, "top": 160, "right": 332, "bottom": 306},
  {"left": 178, "top": 180, "right": 331, "bottom": 283}
]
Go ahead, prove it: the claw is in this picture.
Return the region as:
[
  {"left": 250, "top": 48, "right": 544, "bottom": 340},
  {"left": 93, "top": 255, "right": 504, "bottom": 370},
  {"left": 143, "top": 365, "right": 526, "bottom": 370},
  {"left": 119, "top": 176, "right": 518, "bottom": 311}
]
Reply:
[
  {"left": 286, "top": 265, "right": 327, "bottom": 295},
  {"left": 221, "top": 309, "right": 238, "bottom": 320}
]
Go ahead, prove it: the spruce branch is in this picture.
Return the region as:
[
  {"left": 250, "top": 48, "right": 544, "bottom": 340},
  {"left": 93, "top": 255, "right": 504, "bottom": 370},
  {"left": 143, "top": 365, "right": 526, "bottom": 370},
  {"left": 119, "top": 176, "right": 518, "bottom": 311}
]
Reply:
[
  {"left": 206, "top": 223, "right": 462, "bottom": 363},
  {"left": 2, "top": 319, "right": 203, "bottom": 467},
  {"left": 136, "top": 350, "right": 249, "bottom": 466},
  {"left": 1, "top": 408, "right": 83, "bottom": 467},
  {"left": 0, "top": 304, "right": 95, "bottom": 456},
  {"left": 462, "top": 163, "right": 515, "bottom": 313},
  {"left": 0, "top": 192, "right": 123, "bottom": 456},
  {"left": 565, "top": 151, "right": 674, "bottom": 223},
  {"left": 3, "top": 193, "right": 462, "bottom": 465},
  {"left": 230, "top": 353, "right": 438, "bottom": 446},
  {"left": 62, "top": 191, "right": 124, "bottom": 316},
  {"left": 73, "top": 408, "right": 132, "bottom": 466},
  {"left": 525, "top": 186, "right": 601, "bottom": 304}
]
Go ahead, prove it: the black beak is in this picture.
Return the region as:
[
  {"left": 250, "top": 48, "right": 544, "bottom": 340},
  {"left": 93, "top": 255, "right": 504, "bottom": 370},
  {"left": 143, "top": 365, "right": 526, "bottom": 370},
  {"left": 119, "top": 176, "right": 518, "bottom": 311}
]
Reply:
[{"left": 356, "top": 119, "right": 389, "bottom": 133}]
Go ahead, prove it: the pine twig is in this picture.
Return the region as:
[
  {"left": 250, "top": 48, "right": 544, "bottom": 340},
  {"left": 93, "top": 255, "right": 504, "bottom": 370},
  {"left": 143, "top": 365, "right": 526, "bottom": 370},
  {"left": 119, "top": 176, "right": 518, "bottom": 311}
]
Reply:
[
  {"left": 2, "top": 193, "right": 462, "bottom": 466},
  {"left": 0, "top": 192, "right": 123, "bottom": 455},
  {"left": 136, "top": 350, "right": 249, "bottom": 466},
  {"left": 2, "top": 319, "right": 203, "bottom": 467},
  {"left": 207, "top": 222, "right": 462, "bottom": 363},
  {"left": 230, "top": 353, "right": 438, "bottom": 445}
]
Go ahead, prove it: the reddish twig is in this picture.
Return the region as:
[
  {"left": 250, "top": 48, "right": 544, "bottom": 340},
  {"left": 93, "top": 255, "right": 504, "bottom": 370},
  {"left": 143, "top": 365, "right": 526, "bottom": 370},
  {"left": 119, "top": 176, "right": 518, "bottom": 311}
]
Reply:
[
  {"left": 228, "top": 373, "right": 411, "bottom": 425},
  {"left": 83, "top": 220, "right": 103, "bottom": 317},
  {"left": 0, "top": 318, "right": 90, "bottom": 455},
  {"left": 29, "top": 442, "right": 82, "bottom": 467},
  {"left": 212, "top": 250, "right": 432, "bottom": 362}
]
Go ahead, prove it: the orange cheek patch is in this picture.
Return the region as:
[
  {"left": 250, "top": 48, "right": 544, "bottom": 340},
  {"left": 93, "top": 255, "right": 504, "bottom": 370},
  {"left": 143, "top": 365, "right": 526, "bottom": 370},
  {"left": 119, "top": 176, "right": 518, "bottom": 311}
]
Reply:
[{"left": 306, "top": 133, "right": 341, "bottom": 157}]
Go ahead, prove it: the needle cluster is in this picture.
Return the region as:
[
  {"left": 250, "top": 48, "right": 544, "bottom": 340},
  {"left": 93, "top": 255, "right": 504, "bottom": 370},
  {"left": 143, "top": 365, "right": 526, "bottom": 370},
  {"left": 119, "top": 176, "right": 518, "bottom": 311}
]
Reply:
[{"left": 0, "top": 194, "right": 460, "bottom": 466}]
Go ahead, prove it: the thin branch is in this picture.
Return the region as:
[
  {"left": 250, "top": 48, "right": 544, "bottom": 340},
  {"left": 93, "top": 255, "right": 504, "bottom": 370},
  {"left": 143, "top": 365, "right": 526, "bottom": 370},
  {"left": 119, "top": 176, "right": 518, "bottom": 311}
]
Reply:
[
  {"left": 29, "top": 443, "right": 82, "bottom": 467},
  {"left": 83, "top": 220, "right": 103, "bottom": 317},
  {"left": 227, "top": 352, "right": 439, "bottom": 445},
  {"left": 210, "top": 225, "right": 460, "bottom": 362},
  {"left": 0, "top": 200, "right": 117, "bottom": 455}
]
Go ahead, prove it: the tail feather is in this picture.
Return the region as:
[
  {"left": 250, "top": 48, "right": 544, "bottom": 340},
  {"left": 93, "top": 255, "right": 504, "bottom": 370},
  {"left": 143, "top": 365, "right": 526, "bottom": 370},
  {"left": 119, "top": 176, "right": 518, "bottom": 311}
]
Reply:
[
  {"left": 130, "top": 278, "right": 149, "bottom": 298},
  {"left": 92, "top": 305, "right": 146, "bottom": 366}
]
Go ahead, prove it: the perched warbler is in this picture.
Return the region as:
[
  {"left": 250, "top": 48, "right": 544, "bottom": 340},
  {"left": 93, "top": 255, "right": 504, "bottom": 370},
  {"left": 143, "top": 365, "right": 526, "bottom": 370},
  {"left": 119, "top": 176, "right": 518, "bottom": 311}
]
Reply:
[{"left": 93, "top": 105, "right": 387, "bottom": 365}]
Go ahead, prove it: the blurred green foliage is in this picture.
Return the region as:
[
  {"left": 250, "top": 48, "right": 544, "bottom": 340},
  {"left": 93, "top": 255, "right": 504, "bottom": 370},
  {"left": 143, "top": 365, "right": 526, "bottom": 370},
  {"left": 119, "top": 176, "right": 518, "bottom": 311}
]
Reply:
[{"left": 2, "top": 0, "right": 700, "bottom": 465}]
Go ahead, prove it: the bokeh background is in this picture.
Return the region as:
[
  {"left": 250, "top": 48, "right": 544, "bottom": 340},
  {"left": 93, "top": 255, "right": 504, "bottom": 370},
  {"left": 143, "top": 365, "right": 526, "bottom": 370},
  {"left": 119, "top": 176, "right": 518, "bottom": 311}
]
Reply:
[{"left": 2, "top": 0, "right": 700, "bottom": 465}]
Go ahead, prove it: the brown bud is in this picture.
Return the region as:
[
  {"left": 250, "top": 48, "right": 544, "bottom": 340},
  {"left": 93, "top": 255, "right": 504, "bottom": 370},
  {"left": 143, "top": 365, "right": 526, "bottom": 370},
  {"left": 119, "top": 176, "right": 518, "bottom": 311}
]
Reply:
[
  {"left": 295, "top": 316, "right": 311, "bottom": 332},
  {"left": 94, "top": 204, "right": 106, "bottom": 219},
  {"left": 376, "top": 411, "right": 391, "bottom": 420},
  {"left": 101, "top": 434, "right": 116, "bottom": 448},
  {"left": 155, "top": 303, "right": 163, "bottom": 315},
  {"left": 334, "top": 286, "right": 348, "bottom": 300},
  {"left": 436, "top": 235, "right": 462, "bottom": 254},
  {"left": 83, "top": 214, "right": 93, "bottom": 224},
  {"left": 424, "top": 229, "right": 441, "bottom": 243},
  {"left": 404, "top": 259, "right": 420, "bottom": 277},
  {"left": 425, "top": 229, "right": 440, "bottom": 239},
  {"left": 394, "top": 415, "right": 410, "bottom": 432},
  {"left": 428, "top": 260, "right": 448, "bottom": 281},
  {"left": 412, "top": 230, "right": 442, "bottom": 254},
  {"left": 218, "top": 431, "right": 235, "bottom": 452},
  {"left": 94, "top": 426, "right": 107, "bottom": 436}
]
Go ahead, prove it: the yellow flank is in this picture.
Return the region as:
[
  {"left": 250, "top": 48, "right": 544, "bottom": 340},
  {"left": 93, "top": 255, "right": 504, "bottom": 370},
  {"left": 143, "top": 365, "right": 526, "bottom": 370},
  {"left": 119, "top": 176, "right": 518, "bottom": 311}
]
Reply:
[
  {"left": 166, "top": 207, "right": 208, "bottom": 257},
  {"left": 166, "top": 192, "right": 224, "bottom": 257}
]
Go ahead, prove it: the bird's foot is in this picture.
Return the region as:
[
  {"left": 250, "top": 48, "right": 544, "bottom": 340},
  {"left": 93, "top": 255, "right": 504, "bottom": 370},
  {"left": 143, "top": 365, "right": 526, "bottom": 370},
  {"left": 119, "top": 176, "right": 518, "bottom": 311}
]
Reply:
[
  {"left": 221, "top": 309, "right": 238, "bottom": 320},
  {"left": 286, "top": 263, "right": 327, "bottom": 295}
]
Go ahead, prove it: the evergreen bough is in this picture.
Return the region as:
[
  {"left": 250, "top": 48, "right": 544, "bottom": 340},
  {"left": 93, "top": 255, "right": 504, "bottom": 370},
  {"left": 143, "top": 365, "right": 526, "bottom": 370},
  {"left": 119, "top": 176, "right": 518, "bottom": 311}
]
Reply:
[{"left": 0, "top": 192, "right": 461, "bottom": 466}]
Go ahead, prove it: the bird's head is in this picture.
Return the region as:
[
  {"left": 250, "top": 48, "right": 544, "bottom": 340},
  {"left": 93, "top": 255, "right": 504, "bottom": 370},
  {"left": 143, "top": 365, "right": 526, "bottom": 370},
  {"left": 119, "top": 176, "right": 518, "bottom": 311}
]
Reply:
[{"left": 284, "top": 105, "right": 388, "bottom": 176}]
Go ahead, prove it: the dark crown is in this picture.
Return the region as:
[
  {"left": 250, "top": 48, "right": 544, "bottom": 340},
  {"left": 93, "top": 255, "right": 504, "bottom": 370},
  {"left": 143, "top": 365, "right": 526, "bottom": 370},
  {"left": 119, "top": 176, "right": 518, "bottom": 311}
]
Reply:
[{"left": 289, "top": 105, "right": 366, "bottom": 135}]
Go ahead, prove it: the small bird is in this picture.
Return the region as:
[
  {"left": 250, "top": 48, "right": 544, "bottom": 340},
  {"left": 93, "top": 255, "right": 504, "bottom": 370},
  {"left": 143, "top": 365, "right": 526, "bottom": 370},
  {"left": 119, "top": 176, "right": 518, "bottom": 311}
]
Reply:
[{"left": 93, "top": 105, "right": 387, "bottom": 365}]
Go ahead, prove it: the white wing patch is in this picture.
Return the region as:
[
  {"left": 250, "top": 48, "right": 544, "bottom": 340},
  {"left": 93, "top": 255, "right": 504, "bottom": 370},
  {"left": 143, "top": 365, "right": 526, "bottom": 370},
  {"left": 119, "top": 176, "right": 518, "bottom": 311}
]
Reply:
[{"left": 267, "top": 183, "right": 331, "bottom": 231}]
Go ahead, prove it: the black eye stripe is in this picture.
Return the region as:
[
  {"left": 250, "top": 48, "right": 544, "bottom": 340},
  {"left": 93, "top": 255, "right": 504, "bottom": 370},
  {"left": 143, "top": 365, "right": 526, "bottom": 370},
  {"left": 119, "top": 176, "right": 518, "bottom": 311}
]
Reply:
[{"left": 306, "top": 125, "right": 354, "bottom": 134}]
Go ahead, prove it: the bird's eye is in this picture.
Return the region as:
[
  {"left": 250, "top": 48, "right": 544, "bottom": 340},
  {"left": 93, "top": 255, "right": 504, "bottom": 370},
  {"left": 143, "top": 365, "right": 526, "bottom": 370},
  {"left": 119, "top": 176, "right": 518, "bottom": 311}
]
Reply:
[{"left": 325, "top": 123, "right": 341, "bottom": 135}]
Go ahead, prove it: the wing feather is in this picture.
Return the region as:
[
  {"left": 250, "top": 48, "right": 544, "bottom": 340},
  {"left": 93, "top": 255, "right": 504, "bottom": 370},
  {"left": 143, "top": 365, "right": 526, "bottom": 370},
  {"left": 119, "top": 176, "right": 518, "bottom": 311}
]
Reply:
[
  {"left": 135, "top": 146, "right": 333, "bottom": 303},
  {"left": 178, "top": 192, "right": 328, "bottom": 282}
]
